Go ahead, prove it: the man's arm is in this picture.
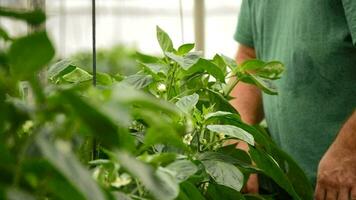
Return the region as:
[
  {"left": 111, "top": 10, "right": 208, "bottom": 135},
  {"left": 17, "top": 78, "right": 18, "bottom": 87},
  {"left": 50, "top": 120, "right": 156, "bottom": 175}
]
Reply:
[
  {"left": 228, "top": 44, "right": 262, "bottom": 194},
  {"left": 230, "top": 45, "right": 263, "bottom": 124},
  {"left": 315, "top": 111, "right": 356, "bottom": 200}
]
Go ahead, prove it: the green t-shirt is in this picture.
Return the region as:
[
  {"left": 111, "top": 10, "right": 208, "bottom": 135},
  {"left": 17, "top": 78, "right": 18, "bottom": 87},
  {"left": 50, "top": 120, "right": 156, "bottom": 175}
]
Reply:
[{"left": 235, "top": 0, "right": 356, "bottom": 185}]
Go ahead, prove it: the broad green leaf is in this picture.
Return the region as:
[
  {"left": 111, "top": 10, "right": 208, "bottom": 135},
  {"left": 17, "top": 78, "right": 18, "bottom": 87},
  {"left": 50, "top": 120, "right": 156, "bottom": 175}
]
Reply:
[
  {"left": 212, "top": 54, "right": 227, "bottom": 75},
  {"left": 123, "top": 74, "right": 153, "bottom": 89},
  {"left": 269, "top": 144, "right": 314, "bottom": 200},
  {"left": 36, "top": 136, "right": 106, "bottom": 200},
  {"left": 136, "top": 52, "right": 161, "bottom": 63},
  {"left": 239, "top": 59, "right": 265, "bottom": 71},
  {"left": 47, "top": 59, "right": 76, "bottom": 80},
  {"left": 204, "top": 89, "right": 238, "bottom": 113},
  {"left": 241, "top": 74, "right": 278, "bottom": 95},
  {"left": 166, "top": 160, "right": 198, "bottom": 182},
  {"left": 256, "top": 61, "right": 284, "bottom": 80},
  {"left": 176, "top": 181, "right": 205, "bottom": 200},
  {"left": 187, "top": 59, "right": 225, "bottom": 82},
  {"left": 62, "top": 67, "right": 92, "bottom": 83},
  {"left": 113, "top": 83, "right": 181, "bottom": 117},
  {"left": 177, "top": 43, "right": 195, "bottom": 55},
  {"left": 145, "top": 126, "right": 186, "bottom": 149},
  {"left": 198, "top": 152, "right": 259, "bottom": 172},
  {"left": 249, "top": 147, "right": 301, "bottom": 200},
  {"left": 140, "top": 62, "right": 169, "bottom": 75},
  {"left": 218, "top": 144, "right": 252, "bottom": 165},
  {"left": 176, "top": 93, "right": 199, "bottom": 114},
  {"left": 206, "top": 184, "right": 245, "bottom": 200},
  {"left": 156, "top": 26, "right": 174, "bottom": 53},
  {"left": 221, "top": 55, "right": 238, "bottom": 70},
  {"left": 116, "top": 151, "right": 179, "bottom": 200},
  {"left": 9, "top": 31, "right": 55, "bottom": 80},
  {"left": 165, "top": 52, "right": 200, "bottom": 70},
  {"left": 202, "top": 160, "right": 244, "bottom": 192},
  {"left": 97, "top": 72, "right": 113, "bottom": 85},
  {"left": 207, "top": 125, "right": 254, "bottom": 145},
  {"left": 204, "top": 111, "right": 241, "bottom": 122},
  {"left": 0, "top": 7, "right": 46, "bottom": 25},
  {"left": 60, "top": 90, "right": 134, "bottom": 149}
]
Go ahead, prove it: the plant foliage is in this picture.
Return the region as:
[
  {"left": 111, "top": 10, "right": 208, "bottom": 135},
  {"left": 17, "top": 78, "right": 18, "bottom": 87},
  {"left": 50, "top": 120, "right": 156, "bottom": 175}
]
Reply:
[{"left": 0, "top": 8, "right": 313, "bottom": 200}]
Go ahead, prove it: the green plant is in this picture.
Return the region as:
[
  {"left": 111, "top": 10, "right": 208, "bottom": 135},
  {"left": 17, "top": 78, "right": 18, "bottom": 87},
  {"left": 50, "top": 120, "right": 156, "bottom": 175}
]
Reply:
[{"left": 0, "top": 6, "right": 313, "bottom": 200}]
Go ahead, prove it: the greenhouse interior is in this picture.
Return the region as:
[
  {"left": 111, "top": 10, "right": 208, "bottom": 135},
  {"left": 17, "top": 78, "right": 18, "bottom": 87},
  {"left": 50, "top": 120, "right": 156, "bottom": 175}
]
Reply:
[{"left": 1, "top": 0, "right": 356, "bottom": 200}]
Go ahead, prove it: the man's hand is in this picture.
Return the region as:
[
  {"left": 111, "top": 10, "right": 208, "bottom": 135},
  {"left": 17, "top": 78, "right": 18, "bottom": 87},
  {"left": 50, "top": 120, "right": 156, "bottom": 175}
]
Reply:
[{"left": 315, "top": 112, "right": 356, "bottom": 200}]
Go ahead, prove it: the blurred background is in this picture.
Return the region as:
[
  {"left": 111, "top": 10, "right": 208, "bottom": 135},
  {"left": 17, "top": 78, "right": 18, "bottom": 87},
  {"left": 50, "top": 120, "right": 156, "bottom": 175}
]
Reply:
[{"left": 0, "top": 0, "right": 242, "bottom": 60}]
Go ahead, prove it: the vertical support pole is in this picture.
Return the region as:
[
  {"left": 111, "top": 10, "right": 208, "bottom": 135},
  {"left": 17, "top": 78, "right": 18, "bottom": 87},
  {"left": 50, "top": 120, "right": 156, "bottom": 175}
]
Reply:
[
  {"left": 194, "top": 0, "right": 205, "bottom": 54},
  {"left": 92, "top": 0, "right": 97, "bottom": 87},
  {"left": 91, "top": 0, "right": 98, "bottom": 160}
]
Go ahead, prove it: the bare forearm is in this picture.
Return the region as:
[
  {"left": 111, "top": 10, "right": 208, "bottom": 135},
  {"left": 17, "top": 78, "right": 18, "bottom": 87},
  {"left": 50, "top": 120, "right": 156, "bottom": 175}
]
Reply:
[
  {"left": 333, "top": 110, "right": 356, "bottom": 152},
  {"left": 230, "top": 45, "right": 263, "bottom": 125}
]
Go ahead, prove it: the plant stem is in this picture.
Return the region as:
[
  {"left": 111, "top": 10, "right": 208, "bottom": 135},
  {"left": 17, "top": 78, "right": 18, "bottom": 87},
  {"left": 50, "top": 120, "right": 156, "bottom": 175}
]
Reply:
[{"left": 224, "top": 76, "right": 240, "bottom": 97}]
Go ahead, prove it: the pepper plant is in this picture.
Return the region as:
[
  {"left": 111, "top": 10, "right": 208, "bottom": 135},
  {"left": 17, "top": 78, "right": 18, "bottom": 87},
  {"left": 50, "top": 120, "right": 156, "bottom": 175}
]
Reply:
[{"left": 0, "top": 6, "right": 313, "bottom": 200}]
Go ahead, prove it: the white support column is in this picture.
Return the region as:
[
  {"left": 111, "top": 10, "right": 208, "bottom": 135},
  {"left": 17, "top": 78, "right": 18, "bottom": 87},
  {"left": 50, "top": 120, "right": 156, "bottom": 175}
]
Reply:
[{"left": 194, "top": 0, "right": 205, "bottom": 55}]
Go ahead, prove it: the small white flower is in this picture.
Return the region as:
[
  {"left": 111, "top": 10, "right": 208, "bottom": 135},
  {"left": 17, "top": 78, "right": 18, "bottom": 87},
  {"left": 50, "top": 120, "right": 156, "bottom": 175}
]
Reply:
[
  {"left": 22, "top": 120, "right": 34, "bottom": 132},
  {"left": 183, "top": 134, "right": 193, "bottom": 145},
  {"left": 111, "top": 174, "right": 132, "bottom": 188},
  {"left": 157, "top": 83, "right": 167, "bottom": 92},
  {"left": 218, "top": 133, "right": 225, "bottom": 140}
]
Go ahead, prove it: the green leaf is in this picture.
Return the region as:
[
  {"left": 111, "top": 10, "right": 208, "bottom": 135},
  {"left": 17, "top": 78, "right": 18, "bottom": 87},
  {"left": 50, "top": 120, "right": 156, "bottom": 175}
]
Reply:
[
  {"left": 221, "top": 55, "right": 238, "bottom": 70},
  {"left": 205, "top": 111, "right": 241, "bottom": 122},
  {"left": 144, "top": 125, "right": 186, "bottom": 150},
  {"left": 156, "top": 26, "right": 174, "bottom": 53},
  {"left": 62, "top": 67, "right": 92, "bottom": 83},
  {"left": 241, "top": 74, "right": 278, "bottom": 95},
  {"left": 249, "top": 147, "right": 301, "bottom": 200},
  {"left": 36, "top": 136, "right": 106, "bottom": 200},
  {"left": 176, "top": 181, "right": 205, "bottom": 200},
  {"left": 255, "top": 61, "right": 284, "bottom": 80},
  {"left": 97, "top": 72, "right": 113, "bottom": 85},
  {"left": 202, "top": 160, "right": 244, "bottom": 192},
  {"left": 177, "top": 43, "right": 195, "bottom": 55},
  {"left": 207, "top": 125, "right": 254, "bottom": 145},
  {"left": 60, "top": 90, "right": 134, "bottom": 149},
  {"left": 136, "top": 52, "right": 161, "bottom": 63},
  {"left": 239, "top": 59, "right": 266, "bottom": 71},
  {"left": 47, "top": 59, "right": 76, "bottom": 80},
  {"left": 187, "top": 59, "right": 225, "bottom": 82},
  {"left": 140, "top": 62, "right": 169, "bottom": 76},
  {"left": 206, "top": 184, "right": 245, "bottom": 200},
  {"left": 0, "top": 7, "right": 46, "bottom": 25},
  {"left": 113, "top": 83, "right": 181, "bottom": 118},
  {"left": 9, "top": 31, "right": 55, "bottom": 80},
  {"left": 204, "top": 89, "right": 238, "bottom": 113},
  {"left": 123, "top": 74, "right": 153, "bottom": 89},
  {"left": 166, "top": 160, "right": 198, "bottom": 183},
  {"left": 116, "top": 151, "right": 179, "bottom": 200},
  {"left": 212, "top": 54, "right": 227, "bottom": 75},
  {"left": 269, "top": 144, "right": 314, "bottom": 200},
  {"left": 165, "top": 52, "right": 200, "bottom": 70},
  {"left": 176, "top": 93, "right": 199, "bottom": 114}
]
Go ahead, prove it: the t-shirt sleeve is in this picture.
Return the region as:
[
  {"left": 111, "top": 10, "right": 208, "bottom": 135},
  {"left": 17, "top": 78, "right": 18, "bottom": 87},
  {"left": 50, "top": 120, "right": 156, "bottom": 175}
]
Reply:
[
  {"left": 234, "top": 0, "right": 254, "bottom": 47},
  {"left": 342, "top": 0, "right": 356, "bottom": 46}
]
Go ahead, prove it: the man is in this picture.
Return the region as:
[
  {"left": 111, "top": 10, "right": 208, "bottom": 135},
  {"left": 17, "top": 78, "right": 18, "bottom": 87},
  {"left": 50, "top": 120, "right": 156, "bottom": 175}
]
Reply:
[{"left": 231, "top": 0, "right": 356, "bottom": 199}]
